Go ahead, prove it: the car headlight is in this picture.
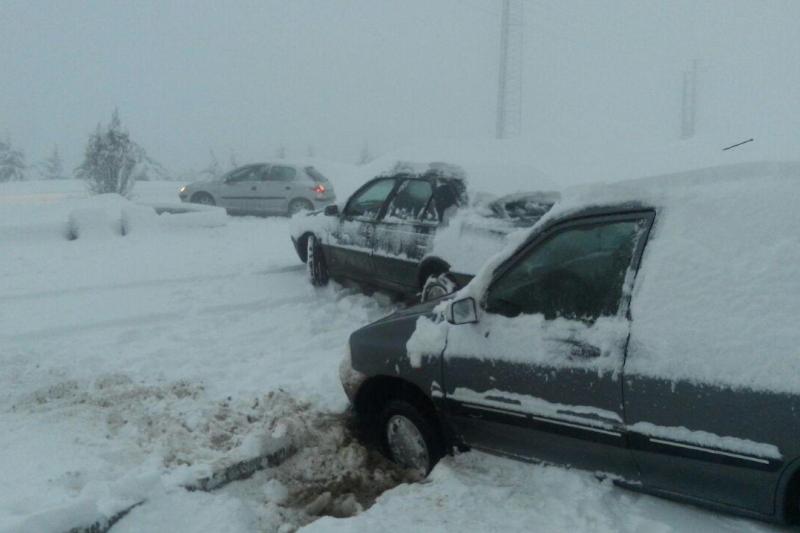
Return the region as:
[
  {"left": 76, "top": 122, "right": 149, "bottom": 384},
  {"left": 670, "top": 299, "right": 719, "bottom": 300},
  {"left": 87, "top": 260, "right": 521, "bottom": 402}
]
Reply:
[{"left": 179, "top": 186, "right": 188, "bottom": 193}]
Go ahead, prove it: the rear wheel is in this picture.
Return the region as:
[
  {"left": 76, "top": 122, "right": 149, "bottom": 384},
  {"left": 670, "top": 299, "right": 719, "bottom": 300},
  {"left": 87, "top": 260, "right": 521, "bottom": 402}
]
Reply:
[
  {"left": 379, "top": 399, "right": 444, "bottom": 475},
  {"left": 421, "top": 272, "right": 457, "bottom": 302},
  {"left": 289, "top": 198, "right": 314, "bottom": 215},
  {"left": 306, "top": 234, "right": 329, "bottom": 286},
  {"left": 190, "top": 192, "right": 215, "bottom": 206}
]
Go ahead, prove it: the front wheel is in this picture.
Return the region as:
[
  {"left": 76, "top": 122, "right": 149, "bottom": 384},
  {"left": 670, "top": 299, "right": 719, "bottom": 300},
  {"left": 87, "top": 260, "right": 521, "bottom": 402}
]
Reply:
[
  {"left": 190, "top": 192, "right": 215, "bottom": 206},
  {"left": 379, "top": 399, "right": 444, "bottom": 476},
  {"left": 306, "top": 234, "right": 329, "bottom": 287}
]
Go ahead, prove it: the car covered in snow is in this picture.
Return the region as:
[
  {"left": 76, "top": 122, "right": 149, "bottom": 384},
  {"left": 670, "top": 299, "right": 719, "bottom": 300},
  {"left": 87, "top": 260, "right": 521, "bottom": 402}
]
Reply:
[
  {"left": 178, "top": 163, "right": 335, "bottom": 216},
  {"left": 339, "top": 161, "right": 800, "bottom": 524},
  {"left": 289, "top": 165, "right": 558, "bottom": 301}
]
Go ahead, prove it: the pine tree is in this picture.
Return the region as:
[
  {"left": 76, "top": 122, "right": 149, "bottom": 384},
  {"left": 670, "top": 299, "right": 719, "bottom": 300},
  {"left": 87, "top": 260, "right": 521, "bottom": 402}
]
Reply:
[
  {"left": 76, "top": 110, "right": 140, "bottom": 197},
  {"left": 40, "top": 145, "right": 65, "bottom": 180},
  {"left": 0, "top": 138, "right": 27, "bottom": 182},
  {"left": 358, "top": 142, "right": 372, "bottom": 165}
]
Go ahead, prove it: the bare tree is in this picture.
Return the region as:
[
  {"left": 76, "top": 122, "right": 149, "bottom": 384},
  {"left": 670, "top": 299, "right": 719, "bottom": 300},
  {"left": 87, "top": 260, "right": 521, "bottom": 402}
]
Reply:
[
  {"left": 358, "top": 141, "right": 372, "bottom": 165},
  {"left": 201, "top": 149, "right": 221, "bottom": 180}
]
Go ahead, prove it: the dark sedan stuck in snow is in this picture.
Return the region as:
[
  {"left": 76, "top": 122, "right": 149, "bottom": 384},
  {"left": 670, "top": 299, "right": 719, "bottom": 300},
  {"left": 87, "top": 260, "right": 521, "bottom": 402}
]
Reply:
[
  {"left": 290, "top": 165, "right": 558, "bottom": 301},
  {"left": 338, "top": 161, "right": 800, "bottom": 525}
]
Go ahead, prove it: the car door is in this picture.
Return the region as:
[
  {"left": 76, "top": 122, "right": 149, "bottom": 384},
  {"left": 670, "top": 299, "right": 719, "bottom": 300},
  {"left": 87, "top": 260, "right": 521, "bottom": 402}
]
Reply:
[
  {"left": 262, "top": 164, "right": 297, "bottom": 214},
  {"left": 441, "top": 211, "right": 654, "bottom": 480},
  {"left": 372, "top": 178, "right": 437, "bottom": 292},
  {"left": 325, "top": 177, "right": 399, "bottom": 281},
  {"left": 219, "top": 165, "right": 264, "bottom": 214},
  {"left": 624, "top": 345, "right": 790, "bottom": 514}
]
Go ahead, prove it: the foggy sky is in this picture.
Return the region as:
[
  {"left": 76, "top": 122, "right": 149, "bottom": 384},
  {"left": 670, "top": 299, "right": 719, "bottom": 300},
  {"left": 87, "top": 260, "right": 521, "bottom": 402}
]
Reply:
[{"left": 1, "top": 0, "right": 799, "bottom": 175}]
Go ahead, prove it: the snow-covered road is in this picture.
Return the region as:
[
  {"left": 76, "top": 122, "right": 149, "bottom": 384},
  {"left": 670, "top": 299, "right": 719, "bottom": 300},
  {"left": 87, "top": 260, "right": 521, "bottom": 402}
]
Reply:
[{"left": 0, "top": 181, "right": 787, "bottom": 532}]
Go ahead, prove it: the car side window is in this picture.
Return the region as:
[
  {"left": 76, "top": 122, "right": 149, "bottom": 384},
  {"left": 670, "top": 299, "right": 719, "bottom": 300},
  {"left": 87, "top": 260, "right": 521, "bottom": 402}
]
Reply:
[
  {"left": 344, "top": 178, "right": 397, "bottom": 219},
  {"left": 226, "top": 166, "right": 262, "bottom": 183},
  {"left": 485, "top": 219, "right": 646, "bottom": 321},
  {"left": 269, "top": 165, "right": 296, "bottom": 181},
  {"left": 385, "top": 180, "right": 433, "bottom": 221}
]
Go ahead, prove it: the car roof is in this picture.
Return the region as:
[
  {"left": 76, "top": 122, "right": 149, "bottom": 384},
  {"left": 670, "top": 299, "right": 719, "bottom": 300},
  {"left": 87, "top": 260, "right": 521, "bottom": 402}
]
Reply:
[{"left": 545, "top": 160, "right": 800, "bottom": 220}]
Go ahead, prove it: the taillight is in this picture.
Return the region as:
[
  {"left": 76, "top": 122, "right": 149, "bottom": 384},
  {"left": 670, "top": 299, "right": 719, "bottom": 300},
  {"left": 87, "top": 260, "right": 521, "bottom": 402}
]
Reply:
[{"left": 312, "top": 184, "right": 326, "bottom": 194}]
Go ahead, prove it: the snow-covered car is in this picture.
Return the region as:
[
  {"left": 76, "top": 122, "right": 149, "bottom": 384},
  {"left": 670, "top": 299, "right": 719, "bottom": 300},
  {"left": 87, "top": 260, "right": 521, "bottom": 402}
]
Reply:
[
  {"left": 289, "top": 167, "right": 558, "bottom": 301},
  {"left": 340, "top": 161, "right": 800, "bottom": 524},
  {"left": 178, "top": 163, "right": 335, "bottom": 216}
]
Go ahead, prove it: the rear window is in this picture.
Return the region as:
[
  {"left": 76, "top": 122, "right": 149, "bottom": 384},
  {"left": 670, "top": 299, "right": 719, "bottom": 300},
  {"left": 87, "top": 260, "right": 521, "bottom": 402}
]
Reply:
[{"left": 305, "top": 166, "right": 328, "bottom": 182}]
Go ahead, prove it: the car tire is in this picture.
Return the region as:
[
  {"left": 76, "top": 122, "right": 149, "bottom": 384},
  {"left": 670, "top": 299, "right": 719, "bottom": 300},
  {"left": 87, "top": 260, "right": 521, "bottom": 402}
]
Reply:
[
  {"left": 379, "top": 399, "right": 444, "bottom": 475},
  {"left": 289, "top": 198, "right": 314, "bottom": 216},
  {"left": 306, "top": 234, "right": 329, "bottom": 287},
  {"left": 190, "top": 192, "right": 215, "bottom": 206},
  {"left": 421, "top": 272, "right": 457, "bottom": 302}
]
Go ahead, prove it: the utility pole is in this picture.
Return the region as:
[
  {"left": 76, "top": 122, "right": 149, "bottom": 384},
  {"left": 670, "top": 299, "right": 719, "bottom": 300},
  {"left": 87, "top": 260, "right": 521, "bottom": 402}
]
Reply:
[
  {"left": 496, "top": 0, "right": 524, "bottom": 139},
  {"left": 681, "top": 59, "right": 700, "bottom": 139}
]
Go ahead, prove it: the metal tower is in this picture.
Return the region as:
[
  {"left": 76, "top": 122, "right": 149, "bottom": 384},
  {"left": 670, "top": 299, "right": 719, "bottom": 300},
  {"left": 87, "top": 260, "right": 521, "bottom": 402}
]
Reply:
[{"left": 496, "top": 0, "right": 524, "bottom": 139}]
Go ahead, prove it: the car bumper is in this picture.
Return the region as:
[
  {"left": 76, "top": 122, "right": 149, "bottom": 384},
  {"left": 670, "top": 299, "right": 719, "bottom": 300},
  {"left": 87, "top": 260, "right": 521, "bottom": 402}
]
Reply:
[
  {"left": 339, "top": 343, "right": 367, "bottom": 403},
  {"left": 178, "top": 193, "right": 189, "bottom": 202},
  {"left": 312, "top": 197, "right": 335, "bottom": 209}
]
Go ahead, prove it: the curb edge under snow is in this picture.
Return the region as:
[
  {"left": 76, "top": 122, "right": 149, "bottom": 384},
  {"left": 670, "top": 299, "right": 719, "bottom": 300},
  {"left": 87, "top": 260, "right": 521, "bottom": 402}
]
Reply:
[{"left": 55, "top": 444, "right": 295, "bottom": 533}]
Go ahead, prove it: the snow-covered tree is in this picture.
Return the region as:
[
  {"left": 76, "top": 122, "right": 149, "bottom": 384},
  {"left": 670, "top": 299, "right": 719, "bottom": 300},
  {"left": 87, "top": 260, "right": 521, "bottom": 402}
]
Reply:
[
  {"left": 276, "top": 145, "right": 286, "bottom": 159},
  {"left": 0, "top": 138, "right": 27, "bottom": 182},
  {"left": 358, "top": 142, "right": 372, "bottom": 165},
  {"left": 201, "top": 149, "right": 222, "bottom": 180},
  {"left": 76, "top": 110, "right": 140, "bottom": 197},
  {"left": 228, "top": 150, "right": 239, "bottom": 170},
  {"left": 307, "top": 144, "right": 315, "bottom": 158},
  {"left": 40, "top": 145, "right": 66, "bottom": 180}
]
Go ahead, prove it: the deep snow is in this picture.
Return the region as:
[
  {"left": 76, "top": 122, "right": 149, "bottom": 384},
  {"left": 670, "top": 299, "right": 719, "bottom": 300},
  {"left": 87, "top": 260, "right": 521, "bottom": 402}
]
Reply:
[{"left": 0, "top": 180, "right": 788, "bottom": 532}]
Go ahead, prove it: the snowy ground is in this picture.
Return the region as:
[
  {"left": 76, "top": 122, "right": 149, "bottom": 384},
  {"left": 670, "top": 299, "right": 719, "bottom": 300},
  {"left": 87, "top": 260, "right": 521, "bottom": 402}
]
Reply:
[{"left": 0, "top": 180, "right": 788, "bottom": 532}]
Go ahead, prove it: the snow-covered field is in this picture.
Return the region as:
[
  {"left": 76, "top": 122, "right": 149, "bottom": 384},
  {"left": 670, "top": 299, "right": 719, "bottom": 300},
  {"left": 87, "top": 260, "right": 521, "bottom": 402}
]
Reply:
[{"left": 0, "top": 180, "right": 786, "bottom": 532}]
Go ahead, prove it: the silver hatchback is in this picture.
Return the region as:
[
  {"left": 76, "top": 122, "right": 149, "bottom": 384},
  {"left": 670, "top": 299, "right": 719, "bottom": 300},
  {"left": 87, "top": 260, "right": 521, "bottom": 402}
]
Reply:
[{"left": 179, "top": 163, "right": 336, "bottom": 216}]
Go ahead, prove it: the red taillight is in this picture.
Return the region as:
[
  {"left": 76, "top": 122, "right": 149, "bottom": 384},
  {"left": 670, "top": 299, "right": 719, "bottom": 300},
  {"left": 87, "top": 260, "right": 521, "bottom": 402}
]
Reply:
[{"left": 312, "top": 184, "right": 326, "bottom": 194}]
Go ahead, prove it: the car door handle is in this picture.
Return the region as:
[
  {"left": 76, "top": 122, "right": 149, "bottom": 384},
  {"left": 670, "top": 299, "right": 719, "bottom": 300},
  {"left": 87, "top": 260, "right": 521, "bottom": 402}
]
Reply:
[
  {"left": 285, "top": 186, "right": 291, "bottom": 190},
  {"left": 251, "top": 186, "right": 257, "bottom": 191}
]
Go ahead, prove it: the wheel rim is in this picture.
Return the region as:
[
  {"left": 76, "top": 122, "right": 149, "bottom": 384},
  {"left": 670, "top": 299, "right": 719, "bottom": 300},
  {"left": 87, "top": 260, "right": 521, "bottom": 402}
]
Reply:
[
  {"left": 195, "top": 194, "right": 213, "bottom": 205},
  {"left": 386, "top": 414, "right": 430, "bottom": 473}
]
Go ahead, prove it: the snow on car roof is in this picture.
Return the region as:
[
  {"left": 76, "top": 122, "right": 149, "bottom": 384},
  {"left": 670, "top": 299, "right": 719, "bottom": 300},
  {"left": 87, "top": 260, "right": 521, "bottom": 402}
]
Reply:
[{"left": 462, "top": 160, "right": 800, "bottom": 393}]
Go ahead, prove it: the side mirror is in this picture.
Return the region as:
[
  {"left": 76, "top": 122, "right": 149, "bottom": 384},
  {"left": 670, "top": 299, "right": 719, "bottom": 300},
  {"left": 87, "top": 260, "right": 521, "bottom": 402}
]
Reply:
[
  {"left": 448, "top": 297, "right": 478, "bottom": 325},
  {"left": 324, "top": 204, "right": 339, "bottom": 216}
]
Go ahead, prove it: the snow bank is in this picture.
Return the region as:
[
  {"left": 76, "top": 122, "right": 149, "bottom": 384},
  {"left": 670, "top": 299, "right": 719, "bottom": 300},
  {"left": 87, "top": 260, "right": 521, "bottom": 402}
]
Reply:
[
  {"left": 303, "top": 451, "right": 766, "bottom": 533},
  {"left": 65, "top": 194, "right": 131, "bottom": 239}
]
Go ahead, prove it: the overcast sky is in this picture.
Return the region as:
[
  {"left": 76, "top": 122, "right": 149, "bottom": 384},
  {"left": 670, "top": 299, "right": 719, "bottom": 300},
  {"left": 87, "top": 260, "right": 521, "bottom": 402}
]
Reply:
[{"left": 1, "top": 0, "right": 798, "bottom": 175}]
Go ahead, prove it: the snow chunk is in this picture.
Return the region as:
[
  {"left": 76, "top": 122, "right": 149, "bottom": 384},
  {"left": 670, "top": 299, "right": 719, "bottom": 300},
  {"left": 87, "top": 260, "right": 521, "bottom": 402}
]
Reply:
[
  {"left": 405, "top": 315, "right": 447, "bottom": 368},
  {"left": 450, "top": 387, "right": 623, "bottom": 428},
  {"left": 629, "top": 422, "right": 781, "bottom": 460}
]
